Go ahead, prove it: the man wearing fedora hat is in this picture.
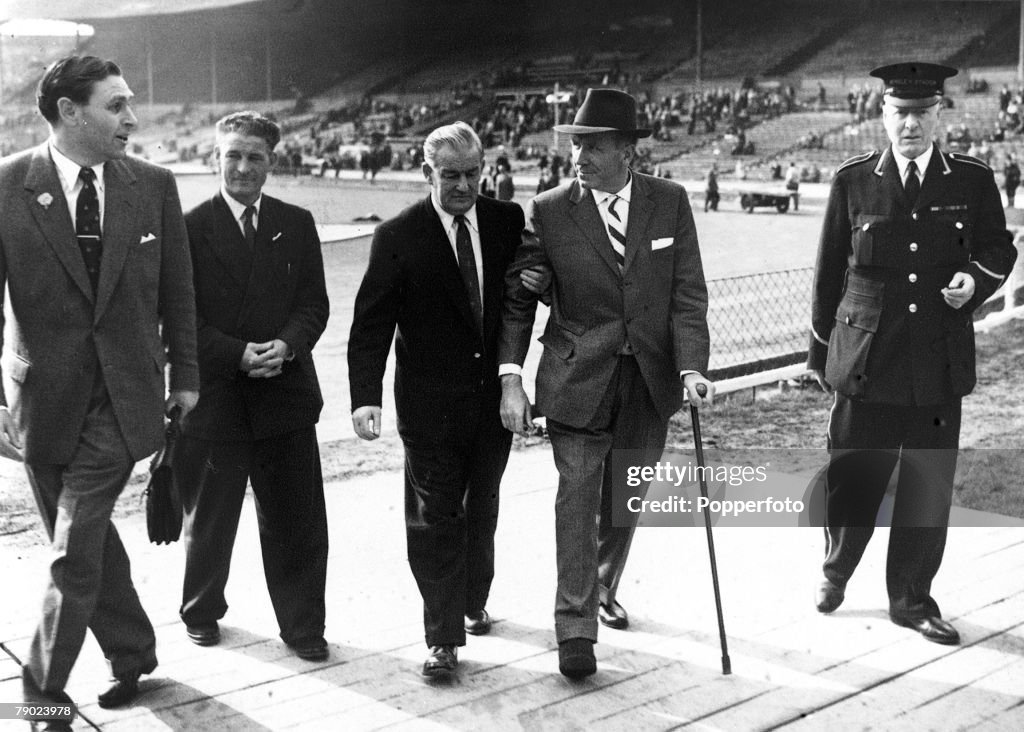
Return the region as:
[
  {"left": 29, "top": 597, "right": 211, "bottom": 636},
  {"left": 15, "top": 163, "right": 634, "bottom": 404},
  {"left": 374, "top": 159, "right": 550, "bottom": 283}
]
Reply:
[
  {"left": 808, "top": 62, "right": 1017, "bottom": 645},
  {"left": 499, "top": 88, "right": 714, "bottom": 678}
]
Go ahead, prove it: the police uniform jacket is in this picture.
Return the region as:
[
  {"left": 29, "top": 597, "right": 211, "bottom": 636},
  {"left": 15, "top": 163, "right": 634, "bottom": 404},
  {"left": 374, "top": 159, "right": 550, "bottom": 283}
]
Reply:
[{"left": 808, "top": 146, "right": 1016, "bottom": 405}]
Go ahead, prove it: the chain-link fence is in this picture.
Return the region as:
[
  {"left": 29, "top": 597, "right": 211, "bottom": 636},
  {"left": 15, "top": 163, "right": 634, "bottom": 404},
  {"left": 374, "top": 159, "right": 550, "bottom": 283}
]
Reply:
[{"left": 706, "top": 267, "right": 814, "bottom": 381}]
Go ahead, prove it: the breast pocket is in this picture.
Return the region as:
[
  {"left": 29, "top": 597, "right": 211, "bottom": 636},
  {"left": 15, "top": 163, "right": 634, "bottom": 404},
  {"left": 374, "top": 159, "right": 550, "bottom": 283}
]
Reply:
[{"left": 825, "top": 277, "right": 884, "bottom": 396}]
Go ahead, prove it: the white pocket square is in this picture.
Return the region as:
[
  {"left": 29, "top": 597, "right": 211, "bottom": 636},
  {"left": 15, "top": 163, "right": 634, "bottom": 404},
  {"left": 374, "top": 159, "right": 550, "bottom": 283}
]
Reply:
[
  {"left": 139, "top": 233, "right": 157, "bottom": 243},
  {"left": 651, "top": 237, "right": 674, "bottom": 250}
]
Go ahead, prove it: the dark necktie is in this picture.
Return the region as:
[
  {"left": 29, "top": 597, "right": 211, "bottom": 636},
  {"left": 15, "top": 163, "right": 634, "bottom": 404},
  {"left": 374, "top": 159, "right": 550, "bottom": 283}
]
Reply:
[
  {"left": 454, "top": 214, "right": 483, "bottom": 336},
  {"left": 242, "top": 205, "right": 257, "bottom": 250},
  {"left": 606, "top": 195, "right": 626, "bottom": 272},
  {"left": 904, "top": 160, "right": 921, "bottom": 207},
  {"left": 76, "top": 167, "right": 102, "bottom": 294}
]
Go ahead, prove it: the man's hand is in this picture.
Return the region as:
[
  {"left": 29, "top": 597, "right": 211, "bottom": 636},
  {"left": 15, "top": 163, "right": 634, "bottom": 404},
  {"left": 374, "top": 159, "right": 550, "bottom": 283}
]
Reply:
[
  {"left": 500, "top": 374, "right": 534, "bottom": 436},
  {"left": 682, "top": 372, "right": 716, "bottom": 408},
  {"left": 352, "top": 405, "right": 382, "bottom": 440},
  {"left": 520, "top": 265, "right": 552, "bottom": 295},
  {"left": 166, "top": 389, "right": 199, "bottom": 419},
  {"left": 0, "top": 408, "right": 23, "bottom": 462},
  {"left": 941, "top": 271, "right": 975, "bottom": 309},
  {"left": 244, "top": 339, "right": 291, "bottom": 378},
  {"left": 810, "top": 369, "right": 834, "bottom": 395}
]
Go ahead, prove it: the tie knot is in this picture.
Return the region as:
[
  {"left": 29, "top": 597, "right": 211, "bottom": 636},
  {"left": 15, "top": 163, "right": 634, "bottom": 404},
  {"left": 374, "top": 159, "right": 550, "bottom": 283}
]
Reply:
[
  {"left": 79, "top": 167, "right": 96, "bottom": 182},
  {"left": 907, "top": 160, "right": 918, "bottom": 176},
  {"left": 454, "top": 214, "right": 466, "bottom": 225}
]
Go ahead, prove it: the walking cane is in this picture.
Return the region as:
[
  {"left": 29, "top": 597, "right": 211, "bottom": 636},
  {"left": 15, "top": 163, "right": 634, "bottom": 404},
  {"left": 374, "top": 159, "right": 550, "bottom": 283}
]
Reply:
[{"left": 690, "top": 383, "right": 732, "bottom": 675}]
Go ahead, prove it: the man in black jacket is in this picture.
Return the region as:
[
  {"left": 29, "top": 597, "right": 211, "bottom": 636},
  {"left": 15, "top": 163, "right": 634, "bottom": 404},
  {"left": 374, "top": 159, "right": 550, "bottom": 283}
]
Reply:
[
  {"left": 176, "top": 111, "right": 330, "bottom": 661},
  {"left": 808, "top": 63, "right": 1017, "bottom": 644},
  {"left": 348, "top": 121, "right": 545, "bottom": 677}
]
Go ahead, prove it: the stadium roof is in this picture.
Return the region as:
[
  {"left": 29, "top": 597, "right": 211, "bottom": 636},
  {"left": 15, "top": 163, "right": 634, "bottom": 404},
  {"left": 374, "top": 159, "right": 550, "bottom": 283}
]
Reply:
[{"left": 0, "top": 0, "right": 256, "bottom": 21}]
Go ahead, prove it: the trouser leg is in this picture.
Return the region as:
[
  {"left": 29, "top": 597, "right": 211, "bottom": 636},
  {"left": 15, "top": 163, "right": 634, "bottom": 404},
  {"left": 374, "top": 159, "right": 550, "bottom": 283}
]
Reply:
[
  {"left": 249, "top": 427, "right": 329, "bottom": 644},
  {"left": 177, "top": 436, "right": 249, "bottom": 626},
  {"left": 25, "top": 393, "right": 154, "bottom": 692}
]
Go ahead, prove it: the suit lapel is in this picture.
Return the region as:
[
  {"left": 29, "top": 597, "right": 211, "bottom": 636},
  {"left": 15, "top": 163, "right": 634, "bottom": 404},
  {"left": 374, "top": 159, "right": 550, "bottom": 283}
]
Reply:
[
  {"left": 93, "top": 159, "right": 137, "bottom": 323},
  {"left": 568, "top": 180, "right": 621, "bottom": 276},
  {"left": 623, "top": 174, "right": 653, "bottom": 272},
  {"left": 23, "top": 146, "right": 94, "bottom": 302},
  {"left": 237, "top": 195, "right": 280, "bottom": 327},
  {"left": 423, "top": 198, "right": 479, "bottom": 338},
  {"left": 210, "top": 193, "right": 255, "bottom": 291},
  {"left": 477, "top": 198, "right": 504, "bottom": 349}
]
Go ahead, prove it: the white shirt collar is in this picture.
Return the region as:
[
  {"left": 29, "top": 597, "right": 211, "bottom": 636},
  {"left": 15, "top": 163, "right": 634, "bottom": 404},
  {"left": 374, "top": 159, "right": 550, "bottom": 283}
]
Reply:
[
  {"left": 891, "top": 144, "right": 933, "bottom": 181},
  {"left": 591, "top": 174, "right": 633, "bottom": 207},
  {"left": 49, "top": 140, "right": 105, "bottom": 194},
  {"left": 221, "top": 186, "right": 263, "bottom": 221},
  {"left": 431, "top": 195, "right": 479, "bottom": 234}
]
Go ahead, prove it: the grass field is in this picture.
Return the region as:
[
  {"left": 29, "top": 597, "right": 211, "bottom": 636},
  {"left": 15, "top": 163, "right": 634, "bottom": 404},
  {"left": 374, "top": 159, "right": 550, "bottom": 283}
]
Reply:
[{"left": 1, "top": 175, "right": 1021, "bottom": 548}]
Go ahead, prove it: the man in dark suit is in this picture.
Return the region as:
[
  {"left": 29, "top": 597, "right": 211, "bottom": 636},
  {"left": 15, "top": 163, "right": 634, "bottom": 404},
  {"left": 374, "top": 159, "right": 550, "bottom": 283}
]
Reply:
[
  {"left": 348, "top": 121, "right": 545, "bottom": 677},
  {"left": 808, "top": 63, "right": 1018, "bottom": 644},
  {"left": 499, "top": 89, "right": 714, "bottom": 679},
  {"left": 175, "top": 111, "right": 330, "bottom": 661},
  {"left": 0, "top": 56, "right": 198, "bottom": 725}
]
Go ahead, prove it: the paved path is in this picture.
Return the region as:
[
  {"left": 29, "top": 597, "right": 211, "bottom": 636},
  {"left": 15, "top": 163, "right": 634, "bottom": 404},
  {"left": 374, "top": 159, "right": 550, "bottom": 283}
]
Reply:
[{"left": 2, "top": 445, "right": 1023, "bottom": 731}]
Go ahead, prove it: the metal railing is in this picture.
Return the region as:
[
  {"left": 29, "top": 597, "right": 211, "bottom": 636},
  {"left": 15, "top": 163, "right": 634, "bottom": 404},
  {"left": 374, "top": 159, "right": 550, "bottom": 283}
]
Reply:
[
  {"left": 706, "top": 267, "right": 813, "bottom": 381},
  {"left": 707, "top": 253, "right": 1024, "bottom": 384}
]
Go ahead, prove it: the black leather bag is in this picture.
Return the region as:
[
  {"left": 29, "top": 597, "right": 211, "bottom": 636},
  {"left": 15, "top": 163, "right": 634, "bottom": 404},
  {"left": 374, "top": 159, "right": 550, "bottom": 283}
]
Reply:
[{"left": 145, "top": 406, "right": 183, "bottom": 544}]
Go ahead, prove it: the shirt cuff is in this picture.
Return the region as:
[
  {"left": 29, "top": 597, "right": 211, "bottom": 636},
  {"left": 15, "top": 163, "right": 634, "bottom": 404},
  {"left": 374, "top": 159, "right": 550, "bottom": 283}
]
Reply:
[{"left": 498, "top": 364, "right": 523, "bottom": 377}]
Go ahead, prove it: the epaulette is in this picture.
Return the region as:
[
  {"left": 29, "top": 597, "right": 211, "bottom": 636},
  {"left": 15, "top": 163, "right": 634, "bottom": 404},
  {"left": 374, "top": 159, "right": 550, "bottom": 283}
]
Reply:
[
  {"left": 836, "top": 150, "right": 877, "bottom": 173},
  {"left": 948, "top": 152, "right": 992, "bottom": 171}
]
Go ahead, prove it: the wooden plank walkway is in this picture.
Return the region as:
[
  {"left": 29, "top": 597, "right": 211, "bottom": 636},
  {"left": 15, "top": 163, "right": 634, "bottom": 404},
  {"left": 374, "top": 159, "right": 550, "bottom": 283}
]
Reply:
[{"left": 2, "top": 447, "right": 1023, "bottom": 731}]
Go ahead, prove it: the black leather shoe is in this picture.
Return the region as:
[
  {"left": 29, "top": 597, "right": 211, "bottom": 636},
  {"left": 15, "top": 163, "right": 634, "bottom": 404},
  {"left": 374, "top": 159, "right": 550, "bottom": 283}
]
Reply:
[
  {"left": 892, "top": 615, "right": 960, "bottom": 645},
  {"left": 558, "top": 637, "right": 596, "bottom": 679},
  {"left": 598, "top": 600, "right": 629, "bottom": 629},
  {"left": 815, "top": 579, "right": 845, "bottom": 614},
  {"left": 186, "top": 622, "right": 221, "bottom": 646},
  {"left": 98, "top": 674, "right": 140, "bottom": 709},
  {"left": 465, "top": 609, "right": 492, "bottom": 636},
  {"left": 288, "top": 636, "right": 329, "bottom": 661},
  {"left": 422, "top": 645, "right": 458, "bottom": 676}
]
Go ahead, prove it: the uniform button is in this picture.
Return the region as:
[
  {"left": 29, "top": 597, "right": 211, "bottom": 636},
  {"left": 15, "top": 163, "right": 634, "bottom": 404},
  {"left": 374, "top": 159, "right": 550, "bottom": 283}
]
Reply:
[
  {"left": 909, "top": 303, "right": 918, "bottom": 313},
  {"left": 908, "top": 273, "right": 917, "bottom": 283},
  {"left": 473, "top": 353, "right": 481, "bottom": 359},
  {"left": 912, "top": 212, "right": 919, "bottom": 221},
  {"left": 909, "top": 243, "right": 918, "bottom": 252},
  {"left": 862, "top": 223, "right": 870, "bottom": 231},
  {"left": 955, "top": 221, "right": 964, "bottom": 229}
]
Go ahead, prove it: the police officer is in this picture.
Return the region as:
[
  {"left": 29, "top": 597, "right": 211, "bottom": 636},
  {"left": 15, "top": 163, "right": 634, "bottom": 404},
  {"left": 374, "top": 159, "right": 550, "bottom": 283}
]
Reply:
[{"left": 807, "top": 62, "right": 1017, "bottom": 645}]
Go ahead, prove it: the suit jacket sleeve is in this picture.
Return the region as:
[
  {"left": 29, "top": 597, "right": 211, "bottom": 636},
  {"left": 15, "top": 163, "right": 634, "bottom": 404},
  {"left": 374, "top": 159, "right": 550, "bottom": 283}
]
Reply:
[
  {"left": 158, "top": 169, "right": 200, "bottom": 391},
  {"left": 277, "top": 208, "right": 329, "bottom": 356},
  {"left": 807, "top": 173, "right": 851, "bottom": 371},
  {"left": 497, "top": 196, "right": 546, "bottom": 367},
  {"left": 961, "top": 164, "right": 1017, "bottom": 312},
  {"left": 348, "top": 221, "right": 402, "bottom": 409},
  {"left": 669, "top": 184, "right": 710, "bottom": 374}
]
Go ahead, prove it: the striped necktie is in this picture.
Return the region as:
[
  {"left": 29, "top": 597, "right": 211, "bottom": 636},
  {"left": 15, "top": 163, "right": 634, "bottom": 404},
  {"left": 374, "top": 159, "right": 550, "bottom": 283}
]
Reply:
[{"left": 606, "top": 194, "right": 626, "bottom": 272}]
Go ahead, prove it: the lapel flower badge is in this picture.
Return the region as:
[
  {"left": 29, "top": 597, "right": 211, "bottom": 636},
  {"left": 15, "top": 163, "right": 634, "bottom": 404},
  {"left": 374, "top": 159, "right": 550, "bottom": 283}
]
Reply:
[{"left": 37, "top": 192, "right": 54, "bottom": 209}]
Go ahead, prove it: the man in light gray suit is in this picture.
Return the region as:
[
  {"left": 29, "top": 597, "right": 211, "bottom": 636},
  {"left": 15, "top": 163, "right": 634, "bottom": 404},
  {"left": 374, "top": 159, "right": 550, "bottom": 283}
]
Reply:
[
  {"left": 499, "top": 89, "right": 714, "bottom": 679},
  {"left": 0, "top": 56, "right": 198, "bottom": 727}
]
